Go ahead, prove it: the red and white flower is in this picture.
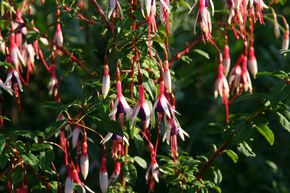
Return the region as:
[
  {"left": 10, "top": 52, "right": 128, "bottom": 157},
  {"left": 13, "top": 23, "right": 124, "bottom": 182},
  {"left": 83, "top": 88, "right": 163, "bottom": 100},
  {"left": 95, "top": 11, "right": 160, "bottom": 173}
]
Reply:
[
  {"left": 248, "top": 46, "right": 258, "bottom": 78},
  {"left": 53, "top": 23, "right": 63, "bottom": 48},
  {"left": 99, "top": 154, "right": 108, "bottom": 193},
  {"left": 214, "top": 57, "right": 229, "bottom": 101},
  {"left": 223, "top": 44, "right": 231, "bottom": 76},
  {"left": 80, "top": 140, "right": 89, "bottom": 180}
]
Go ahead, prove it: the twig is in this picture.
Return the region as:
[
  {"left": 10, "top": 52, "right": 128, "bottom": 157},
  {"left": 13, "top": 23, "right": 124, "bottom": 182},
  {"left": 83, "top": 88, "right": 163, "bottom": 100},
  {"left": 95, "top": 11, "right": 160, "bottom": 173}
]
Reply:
[
  {"left": 197, "top": 143, "right": 227, "bottom": 180},
  {"left": 90, "top": 0, "right": 115, "bottom": 35},
  {"left": 169, "top": 37, "right": 201, "bottom": 66}
]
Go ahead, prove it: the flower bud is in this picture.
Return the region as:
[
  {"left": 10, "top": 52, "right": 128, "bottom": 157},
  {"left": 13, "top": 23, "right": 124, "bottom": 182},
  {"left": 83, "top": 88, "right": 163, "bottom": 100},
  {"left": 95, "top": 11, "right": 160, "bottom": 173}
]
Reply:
[
  {"left": 65, "top": 165, "right": 74, "bottom": 193},
  {"left": 223, "top": 44, "right": 231, "bottom": 76},
  {"left": 164, "top": 60, "right": 172, "bottom": 93},
  {"left": 282, "top": 28, "right": 289, "bottom": 51},
  {"left": 53, "top": 23, "right": 63, "bottom": 48},
  {"left": 102, "top": 65, "right": 110, "bottom": 99},
  {"left": 72, "top": 126, "right": 81, "bottom": 149},
  {"left": 0, "top": 31, "right": 5, "bottom": 54},
  {"left": 248, "top": 46, "right": 258, "bottom": 78},
  {"left": 99, "top": 156, "right": 108, "bottom": 193},
  {"left": 80, "top": 141, "right": 89, "bottom": 180}
]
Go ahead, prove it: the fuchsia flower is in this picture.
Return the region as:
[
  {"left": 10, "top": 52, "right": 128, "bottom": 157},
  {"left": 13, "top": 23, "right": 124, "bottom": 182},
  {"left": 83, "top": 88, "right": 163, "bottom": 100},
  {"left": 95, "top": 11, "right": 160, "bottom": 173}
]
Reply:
[
  {"left": 99, "top": 153, "right": 109, "bottom": 193},
  {"left": 159, "top": 0, "right": 170, "bottom": 34},
  {"left": 198, "top": 0, "right": 212, "bottom": 42},
  {"left": 5, "top": 69, "right": 23, "bottom": 93},
  {"left": 109, "top": 80, "right": 132, "bottom": 119},
  {"left": 163, "top": 60, "right": 172, "bottom": 93},
  {"left": 53, "top": 23, "right": 63, "bottom": 48},
  {"left": 240, "top": 55, "right": 253, "bottom": 94},
  {"left": 0, "top": 78, "right": 13, "bottom": 95},
  {"left": 15, "top": 9, "right": 27, "bottom": 49},
  {"left": 254, "top": 0, "right": 268, "bottom": 24},
  {"left": 282, "top": 25, "right": 289, "bottom": 51},
  {"left": 154, "top": 80, "right": 171, "bottom": 118},
  {"left": 72, "top": 126, "right": 81, "bottom": 149},
  {"left": 102, "top": 64, "right": 110, "bottom": 99},
  {"left": 22, "top": 44, "right": 36, "bottom": 75},
  {"left": 223, "top": 44, "right": 231, "bottom": 76},
  {"left": 131, "top": 84, "right": 151, "bottom": 128},
  {"left": 107, "top": 0, "right": 123, "bottom": 19},
  {"left": 65, "top": 164, "right": 74, "bottom": 193},
  {"left": 110, "top": 134, "right": 123, "bottom": 182},
  {"left": 80, "top": 139, "right": 89, "bottom": 180},
  {"left": 145, "top": 143, "right": 159, "bottom": 183},
  {"left": 248, "top": 46, "right": 258, "bottom": 78},
  {"left": 9, "top": 33, "right": 25, "bottom": 73},
  {"left": 48, "top": 76, "right": 59, "bottom": 97},
  {"left": 229, "top": 55, "right": 243, "bottom": 92},
  {"left": 214, "top": 56, "right": 229, "bottom": 101},
  {"left": 146, "top": 0, "right": 157, "bottom": 58}
]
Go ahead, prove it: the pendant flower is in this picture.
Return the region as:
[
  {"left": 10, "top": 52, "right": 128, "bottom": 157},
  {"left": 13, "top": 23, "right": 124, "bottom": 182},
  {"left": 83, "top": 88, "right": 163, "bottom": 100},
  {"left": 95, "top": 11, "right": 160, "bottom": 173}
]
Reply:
[{"left": 131, "top": 84, "right": 151, "bottom": 129}]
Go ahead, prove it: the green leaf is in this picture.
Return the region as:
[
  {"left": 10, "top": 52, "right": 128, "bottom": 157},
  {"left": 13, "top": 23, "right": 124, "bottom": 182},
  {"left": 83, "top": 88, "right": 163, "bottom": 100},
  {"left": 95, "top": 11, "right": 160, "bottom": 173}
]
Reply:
[
  {"left": 44, "top": 120, "right": 66, "bottom": 139},
  {"left": 254, "top": 124, "right": 274, "bottom": 145},
  {"left": 225, "top": 149, "right": 239, "bottom": 163},
  {"left": 237, "top": 142, "right": 256, "bottom": 157},
  {"left": 0, "top": 134, "right": 5, "bottom": 154},
  {"left": 276, "top": 112, "right": 290, "bottom": 132},
  {"left": 193, "top": 49, "right": 210, "bottom": 59},
  {"left": 134, "top": 156, "right": 147, "bottom": 169},
  {"left": 29, "top": 143, "right": 53, "bottom": 151},
  {"left": 21, "top": 152, "right": 39, "bottom": 167},
  {"left": 11, "top": 165, "right": 24, "bottom": 184},
  {"left": 0, "top": 152, "right": 8, "bottom": 169}
]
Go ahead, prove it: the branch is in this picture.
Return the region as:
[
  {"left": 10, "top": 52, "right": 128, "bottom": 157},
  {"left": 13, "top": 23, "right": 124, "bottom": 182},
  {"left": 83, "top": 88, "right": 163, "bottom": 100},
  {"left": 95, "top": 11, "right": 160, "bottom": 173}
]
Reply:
[
  {"left": 90, "top": 0, "right": 114, "bottom": 35},
  {"left": 197, "top": 143, "right": 227, "bottom": 180},
  {"left": 169, "top": 37, "right": 201, "bottom": 66}
]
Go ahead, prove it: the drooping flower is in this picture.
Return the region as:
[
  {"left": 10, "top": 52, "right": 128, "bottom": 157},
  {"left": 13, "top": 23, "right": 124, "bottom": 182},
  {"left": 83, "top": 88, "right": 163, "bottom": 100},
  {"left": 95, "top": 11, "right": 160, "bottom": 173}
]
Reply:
[
  {"left": 229, "top": 55, "right": 243, "bottom": 92},
  {"left": 131, "top": 84, "right": 151, "bottom": 129},
  {"left": 154, "top": 80, "right": 171, "bottom": 118},
  {"left": 99, "top": 152, "right": 109, "bottom": 193},
  {"left": 223, "top": 44, "right": 231, "bottom": 76},
  {"left": 282, "top": 25, "right": 289, "bottom": 51},
  {"left": 109, "top": 80, "right": 132, "bottom": 119},
  {"left": 240, "top": 55, "right": 253, "bottom": 94},
  {"left": 72, "top": 126, "right": 81, "bottom": 149},
  {"left": 22, "top": 43, "right": 36, "bottom": 75},
  {"left": 164, "top": 60, "right": 172, "bottom": 93},
  {"left": 65, "top": 164, "right": 74, "bottom": 193},
  {"left": 198, "top": 0, "right": 212, "bottom": 42},
  {"left": 9, "top": 33, "right": 25, "bottom": 73},
  {"left": 255, "top": 0, "right": 269, "bottom": 24},
  {"left": 5, "top": 69, "right": 23, "bottom": 93},
  {"left": 107, "top": 0, "right": 123, "bottom": 19},
  {"left": 53, "top": 23, "right": 63, "bottom": 48},
  {"left": 145, "top": 142, "right": 159, "bottom": 183},
  {"left": 159, "top": 0, "right": 170, "bottom": 34},
  {"left": 48, "top": 75, "right": 59, "bottom": 97},
  {"left": 80, "top": 139, "right": 89, "bottom": 180},
  {"left": 248, "top": 46, "right": 258, "bottom": 78},
  {"left": 214, "top": 57, "right": 230, "bottom": 101},
  {"left": 102, "top": 64, "right": 110, "bottom": 99}
]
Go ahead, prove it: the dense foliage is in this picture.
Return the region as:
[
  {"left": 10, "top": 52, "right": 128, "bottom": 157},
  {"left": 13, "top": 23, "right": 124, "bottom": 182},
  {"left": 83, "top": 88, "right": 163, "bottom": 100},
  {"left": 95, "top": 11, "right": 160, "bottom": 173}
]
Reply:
[{"left": 0, "top": 0, "right": 289, "bottom": 193}]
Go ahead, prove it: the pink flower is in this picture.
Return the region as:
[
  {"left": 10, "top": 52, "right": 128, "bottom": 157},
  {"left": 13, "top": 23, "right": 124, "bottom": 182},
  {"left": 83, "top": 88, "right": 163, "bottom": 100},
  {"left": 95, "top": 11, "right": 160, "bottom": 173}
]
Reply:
[
  {"left": 160, "top": 0, "right": 170, "bottom": 34},
  {"left": 109, "top": 80, "right": 132, "bottom": 119},
  {"left": 22, "top": 44, "right": 36, "bottom": 74},
  {"left": 248, "top": 46, "right": 258, "bottom": 78},
  {"left": 229, "top": 55, "right": 243, "bottom": 92},
  {"left": 65, "top": 165, "right": 74, "bottom": 193},
  {"left": 99, "top": 154, "right": 109, "bottom": 193},
  {"left": 48, "top": 76, "right": 59, "bottom": 97},
  {"left": 223, "top": 44, "right": 231, "bottom": 76},
  {"left": 282, "top": 26, "right": 289, "bottom": 51},
  {"left": 164, "top": 60, "right": 172, "bottom": 93},
  {"left": 5, "top": 69, "right": 23, "bottom": 93},
  {"left": 214, "top": 58, "right": 229, "bottom": 101},
  {"left": 131, "top": 85, "right": 151, "bottom": 128},
  {"left": 102, "top": 64, "right": 110, "bottom": 99},
  {"left": 108, "top": 0, "right": 123, "bottom": 19},
  {"left": 0, "top": 78, "right": 13, "bottom": 95},
  {"left": 145, "top": 143, "right": 159, "bottom": 183},
  {"left": 198, "top": 0, "right": 212, "bottom": 42},
  {"left": 53, "top": 23, "right": 63, "bottom": 48},
  {"left": 72, "top": 126, "right": 81, "bottom": 149},
  {"left": 240, "top": 56, "right": 253, "bottom": 94},
  {"left": 9, "top": 33, "right": 25, "bottom": 73},
  {"left": 153, "top": 80, "right": 171, "bottom": 118},
  {"left": 163, "top": 115, "right": 189, "bottom": 144},
  {"left": 255, "top": 0, "right": 268, "bottom": 24},
  {"left": 80, "top": 141, "right": 89, "bottom": 180}
]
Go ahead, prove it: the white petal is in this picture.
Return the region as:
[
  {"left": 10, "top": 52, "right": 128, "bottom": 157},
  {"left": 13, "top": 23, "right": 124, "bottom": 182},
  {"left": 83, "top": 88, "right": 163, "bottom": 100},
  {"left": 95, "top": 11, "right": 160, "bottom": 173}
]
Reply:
[
  {"left": 81, "top": 154, "right": 89, "bottom": 180},
  {"left": 102, "top": 75, "right": 110, "bottom": 99},
  {"left": 99, "top": 171, "right": 109, "bottom": 193},
  {"left": 100, "top": 132, "right": 113, "bottom": 144},
  {"left": 160, "top": 95, "right": 171, "bottom": 118},
  {"left": 65, "top": 177, "right": 73, "bottom": 193}
]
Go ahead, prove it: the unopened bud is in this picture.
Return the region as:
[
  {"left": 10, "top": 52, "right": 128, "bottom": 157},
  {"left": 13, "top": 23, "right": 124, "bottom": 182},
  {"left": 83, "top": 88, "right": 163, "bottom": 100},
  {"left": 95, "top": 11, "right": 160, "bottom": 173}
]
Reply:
[
  {"left": 99, "top": 156, "right": 108, "bottom": 193},
  {"left": 248, "top": 46, "right": 258, "bottom": 78},
  {"left": 102, "top": 65, "right": 110, "bottom": 99},
  {"left": 164, "top": 60, "right": 172, "bottom": 93}
]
